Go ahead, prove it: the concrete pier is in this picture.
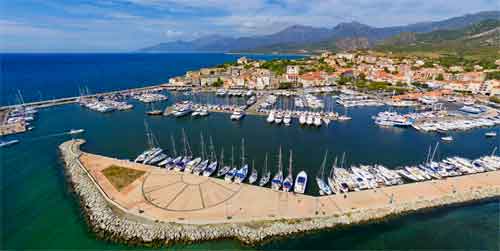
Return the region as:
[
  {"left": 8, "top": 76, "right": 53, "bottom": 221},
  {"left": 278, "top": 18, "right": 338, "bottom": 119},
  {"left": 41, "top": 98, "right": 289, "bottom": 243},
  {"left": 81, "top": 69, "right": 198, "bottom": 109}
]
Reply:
[{"left": 59, "top": 139, "right": 500, "bottom": 246}]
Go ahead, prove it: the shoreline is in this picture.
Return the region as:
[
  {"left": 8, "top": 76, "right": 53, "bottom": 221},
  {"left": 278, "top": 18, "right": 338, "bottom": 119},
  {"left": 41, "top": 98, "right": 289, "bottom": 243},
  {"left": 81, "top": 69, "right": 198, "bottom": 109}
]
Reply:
[{"left": 59, "top": 139, "right": 500, "bottom": 246}]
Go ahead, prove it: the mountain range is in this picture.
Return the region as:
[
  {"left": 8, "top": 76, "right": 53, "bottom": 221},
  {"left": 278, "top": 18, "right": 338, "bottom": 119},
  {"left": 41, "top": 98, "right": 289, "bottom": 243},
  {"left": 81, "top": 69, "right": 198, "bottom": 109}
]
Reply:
[{"left": 140, "top": 11, "right": 500, "bottom": 53}]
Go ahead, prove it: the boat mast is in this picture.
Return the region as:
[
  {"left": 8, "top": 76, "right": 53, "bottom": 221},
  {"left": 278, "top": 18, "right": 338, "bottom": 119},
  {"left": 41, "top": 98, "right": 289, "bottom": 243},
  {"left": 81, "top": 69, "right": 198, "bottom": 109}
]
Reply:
[
  {"left": 430, "top": 142, "right": 439, "bottom": 163},
  {"left": 200, "top": 133, "right": 205, "bottom": 160},
  {"left": 182, "top": 128, "right": 192, "bottom": 157},
  {"left": 319, "top": 150, "right": 328, "bottom": 179},
  {"left": 330, "top": 156, "right": 337, "bottom": 178},
  {"left": 264, "top": 152, "right": 268, "bottom": 173},
  {"left": 170, "top": 134, "right": 177, "bottom": 157},
  {"left": 209, "top": 136, "right": 216, "bottom": 161},
  {"left": 425, "top": 145, "right": 432, "bottom": 164},
  {"left": 182, "top": 129, "right": 188, "bottom": 157},
  {"left": 17, "top": 89, "right": 25, "bottom": 106},
  {"left": 231, "top": 145, "right": 234, "bottom": 168},
  {"left": 278, "top": 146, "right": 283, "bottom": 173},
  {"left": 144, "top": 120, "right": 153, "bottom": 149},
  {"left": 288, "top": 150, "right": 293, "bottom": 177},
  {"left": 340, "top": 152, "right": 345, "bottom": 169},
  {"left": 241, "top": 138, "right": 245, "bottom": 166},
  {"left": 492, "top": 146, "right": 498, "bottom": 156},
  {"left": 220, "top": 148, "right": 225, "bottom": 166}
]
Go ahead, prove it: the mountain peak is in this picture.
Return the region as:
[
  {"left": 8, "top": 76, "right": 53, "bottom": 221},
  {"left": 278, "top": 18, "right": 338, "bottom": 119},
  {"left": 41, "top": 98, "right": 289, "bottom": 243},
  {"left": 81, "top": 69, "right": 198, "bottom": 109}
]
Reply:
[{"left": 334, "top": 21, "right": 372, "bottom": 30}]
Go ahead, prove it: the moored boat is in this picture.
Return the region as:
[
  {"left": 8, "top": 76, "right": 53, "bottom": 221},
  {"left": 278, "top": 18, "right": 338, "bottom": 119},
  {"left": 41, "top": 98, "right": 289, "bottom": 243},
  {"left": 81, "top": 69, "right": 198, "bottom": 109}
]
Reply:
[{"left": 293, "top": 170, "right": 308, "bottom": 194}]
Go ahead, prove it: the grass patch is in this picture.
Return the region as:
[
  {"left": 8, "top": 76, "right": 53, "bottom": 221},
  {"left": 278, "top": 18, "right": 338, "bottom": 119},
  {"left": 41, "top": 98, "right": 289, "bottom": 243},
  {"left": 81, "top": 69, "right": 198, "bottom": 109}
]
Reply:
[{"left": 102, "top": 165, "right": 145, "bottom": 191}]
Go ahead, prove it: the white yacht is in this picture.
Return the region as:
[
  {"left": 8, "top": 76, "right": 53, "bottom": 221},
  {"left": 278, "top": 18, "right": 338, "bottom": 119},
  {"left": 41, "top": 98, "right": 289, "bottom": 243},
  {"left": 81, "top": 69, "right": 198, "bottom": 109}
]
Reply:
[
  {"left": 267, "top": 111, "right": 275, "bottom": 123},
  {"left": 283, "top": 113, "right": 292, "bottom": 126},
  {"left": 299, "top": 113, "right": 306, "bottom": 125},
  {"left": 293, "top": 171, "right": 307, "bottom": 194},
  {"left": 313, "top": 116, "right": 322, "bottom": 127},
  {"left": 69, "top": 128, "right": 85, "bottom": 135},
  {"left": 230, "top": 109, "right": 245, "bottom": 120}
]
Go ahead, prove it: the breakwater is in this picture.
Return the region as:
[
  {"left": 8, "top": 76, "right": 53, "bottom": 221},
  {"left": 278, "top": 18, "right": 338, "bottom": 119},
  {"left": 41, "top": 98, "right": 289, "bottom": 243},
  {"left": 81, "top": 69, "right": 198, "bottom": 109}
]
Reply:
[{"left": 59, "top": 139, "right": 500, "bottom": 246}]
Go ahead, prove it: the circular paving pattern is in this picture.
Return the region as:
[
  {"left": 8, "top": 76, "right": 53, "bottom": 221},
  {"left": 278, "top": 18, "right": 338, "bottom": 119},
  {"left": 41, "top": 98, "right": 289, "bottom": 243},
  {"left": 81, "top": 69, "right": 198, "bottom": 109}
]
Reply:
[{"left": 142, "top": 170, "right": 241, "bottom": 212}]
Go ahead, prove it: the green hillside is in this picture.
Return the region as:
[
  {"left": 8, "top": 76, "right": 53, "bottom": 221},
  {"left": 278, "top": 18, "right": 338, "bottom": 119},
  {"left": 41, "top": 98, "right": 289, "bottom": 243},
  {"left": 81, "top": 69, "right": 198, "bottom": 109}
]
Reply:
[{"left": 375, "top": 19, "right": 500, "bottom": 60}]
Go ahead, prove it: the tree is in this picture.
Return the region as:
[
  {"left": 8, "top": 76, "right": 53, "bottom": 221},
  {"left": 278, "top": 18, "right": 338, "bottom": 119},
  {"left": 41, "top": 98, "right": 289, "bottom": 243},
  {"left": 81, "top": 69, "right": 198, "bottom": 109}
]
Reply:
[
  {"left": 490, "top": 96, "right": 500, "bottom": 104},
  {"left": 278, "top": 82, "right": 294, "bottom": 89},
  {"left": 486, "top": 71, "right": 500, "bottom": 80},
  {"left": 212, "top": 78, "right": 223, "bottom": 87},
  {"left": 358, "top": 72, "right": 366, "bottom": 81},
  {"left": 436, "top": 73, "right": 444, "bottom": 81}
]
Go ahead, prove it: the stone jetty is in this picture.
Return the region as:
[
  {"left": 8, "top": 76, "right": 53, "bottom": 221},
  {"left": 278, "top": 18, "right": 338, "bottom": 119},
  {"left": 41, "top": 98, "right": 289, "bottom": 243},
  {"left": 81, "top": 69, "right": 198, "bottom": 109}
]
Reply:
[{"left": 59, "top": 139, "right": 500, "bottom": 246}]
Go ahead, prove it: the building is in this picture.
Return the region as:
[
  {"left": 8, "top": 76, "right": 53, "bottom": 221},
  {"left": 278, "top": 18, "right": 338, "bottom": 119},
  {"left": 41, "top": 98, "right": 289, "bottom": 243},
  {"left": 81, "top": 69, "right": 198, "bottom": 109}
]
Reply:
[
  {"left": 237, "top": 57, "right": 249, "bottom": 65},
  {"left": 299, "top": 71, "right": 326, "bottom": 88},
  {"left": 286, "top": 65, "right": 300, "bottom": 75}
]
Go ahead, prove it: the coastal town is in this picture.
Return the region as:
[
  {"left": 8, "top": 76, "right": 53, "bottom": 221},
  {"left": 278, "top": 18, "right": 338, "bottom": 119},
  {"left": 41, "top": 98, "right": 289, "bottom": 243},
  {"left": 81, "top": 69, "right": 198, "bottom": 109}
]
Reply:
[
  {"left": 2, "top": 51, "right": 500, "bottom": 141},
  {"left": 168, "top": 52, "right": 500, "bottom": 100},
  {"left": 3, "top": 2, "right": 500, "bottom": 250}
]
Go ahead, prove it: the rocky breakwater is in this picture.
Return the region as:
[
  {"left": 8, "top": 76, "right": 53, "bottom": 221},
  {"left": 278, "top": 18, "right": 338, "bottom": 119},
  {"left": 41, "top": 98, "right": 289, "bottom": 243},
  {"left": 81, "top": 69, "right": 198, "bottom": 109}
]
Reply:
[{"left": 59, "top": 139, "right": 500, "bottom": 246}]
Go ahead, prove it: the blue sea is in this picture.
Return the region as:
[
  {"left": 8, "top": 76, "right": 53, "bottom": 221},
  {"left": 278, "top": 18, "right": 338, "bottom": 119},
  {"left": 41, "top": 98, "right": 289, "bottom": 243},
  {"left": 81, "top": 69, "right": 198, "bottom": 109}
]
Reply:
[
  {"left": 0, "top": 53, "right": 300, "bottom": 106},
  {"left": 0, "top": 53, "right": 498, "bottom": 250}
]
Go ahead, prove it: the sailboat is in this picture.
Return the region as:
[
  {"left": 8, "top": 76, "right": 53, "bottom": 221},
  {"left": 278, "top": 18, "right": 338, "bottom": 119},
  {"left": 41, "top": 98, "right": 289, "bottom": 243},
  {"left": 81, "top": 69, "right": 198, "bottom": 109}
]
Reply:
[
  {"left": 234, "top": 138, "right": 248, "bottom": 183},
  {"left": 184, "top": 130, "right": 201, "bottom": 171},
  {"left": 327, "top": 157, "right": 339, "bottom": 194},
  {"left": 248, "top": 160, "right": 258, "bottom": 184},
  {"left": 316, "top": 150, "right": 332, "bottom": 195},
  {"left": 259, "top": 153, "right": 271, "bottom": 186},
  {"left": 203, "top": 136, "right": 218, "bottom": 176},
  {"left": 216, "top": 148, "right": 230, "bottom": 177},
  {"left": 338, "top": 107, "right": 352, "bottom": 121},
  {"left": 146, "top": 102, "right": 162, "bottom": 116},
  {"left": 224, "top": 146, "right": 237, "bottom": 182},
  {"left": 193, "top": 133, "right": 208, "bottom": 175},
  {"left": 271, "top": 147, "right": 284, "bottom": 190},
  {"left": 168, "top": 134, "right": 182, "bottom": 170},
  {"left": 180, "top": 128, "right": 193, "bottom": 167},
  {"left": 134, "top": 121, "right": 160, "bottom": 163},
  {"left": 139, "top": 122, "right": 164, "bottom": 165},
  {"left": 282, "top": 150, "right": 294, "bottom": 192}
]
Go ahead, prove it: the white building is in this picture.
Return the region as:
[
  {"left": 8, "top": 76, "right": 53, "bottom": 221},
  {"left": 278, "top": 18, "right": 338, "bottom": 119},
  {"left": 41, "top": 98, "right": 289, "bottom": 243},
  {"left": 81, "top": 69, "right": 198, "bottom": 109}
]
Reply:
[{"left": 286, "top": 65, "right": 300, "bottom": 75}]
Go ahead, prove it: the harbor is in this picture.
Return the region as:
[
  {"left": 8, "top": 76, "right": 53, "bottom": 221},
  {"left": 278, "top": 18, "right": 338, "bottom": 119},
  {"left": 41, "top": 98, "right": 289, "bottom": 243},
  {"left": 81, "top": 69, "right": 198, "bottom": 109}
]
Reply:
[
  {"left": 2, "top": 52, "right": 499, "bottom": 250},
  {"left": 60, "top": 139, "right": 500, "bottom": 245}
]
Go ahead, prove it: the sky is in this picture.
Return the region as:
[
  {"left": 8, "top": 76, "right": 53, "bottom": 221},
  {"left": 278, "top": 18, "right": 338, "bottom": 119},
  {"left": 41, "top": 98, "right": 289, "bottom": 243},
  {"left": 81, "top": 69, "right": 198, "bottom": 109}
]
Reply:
[{"left": 0, "top": 0, "right": 497, "bottom": 52}]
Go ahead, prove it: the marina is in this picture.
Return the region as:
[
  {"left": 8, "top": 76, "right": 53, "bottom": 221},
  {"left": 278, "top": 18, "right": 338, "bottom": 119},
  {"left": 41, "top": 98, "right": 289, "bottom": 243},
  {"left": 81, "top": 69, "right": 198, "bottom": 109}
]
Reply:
[
  {"left": 2, "top": 53, "right": 499, "bottom": 250},
  {"left": 59, "top": 138, "right": 500, "bottom": 245}
]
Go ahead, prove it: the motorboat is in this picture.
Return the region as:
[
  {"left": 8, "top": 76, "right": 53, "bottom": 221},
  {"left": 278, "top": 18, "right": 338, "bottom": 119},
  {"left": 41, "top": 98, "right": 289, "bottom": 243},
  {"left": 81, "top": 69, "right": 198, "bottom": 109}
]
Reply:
[
  {"left": 0, "top": 139, "right": 19, "bottom": 148},
  {"left": 267, "top": 111, "right": 275, "bottom": 123},
  {"left": 299, "top": 113, "right": 306, "bottom": 125},
  {"left": 68, "top": 129, "right": 85, "bottom": 135},
  {"left": 293, "top": 171, "right": 307, "bottom": 194},
  {"left": 230, "top": 109, "right": 245, "bottom": 120},
  {"left": 313, "top": 116, "right": 322, "bottom": 127},
  {"left": 485, "top": 131, "right": 497, "bottom": 137},
  {"left": 283, "top": 113, "right": 292, "bottom": 126},
  {"left": 441, "top": 136, "right": 453, "bottom": 142}
]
